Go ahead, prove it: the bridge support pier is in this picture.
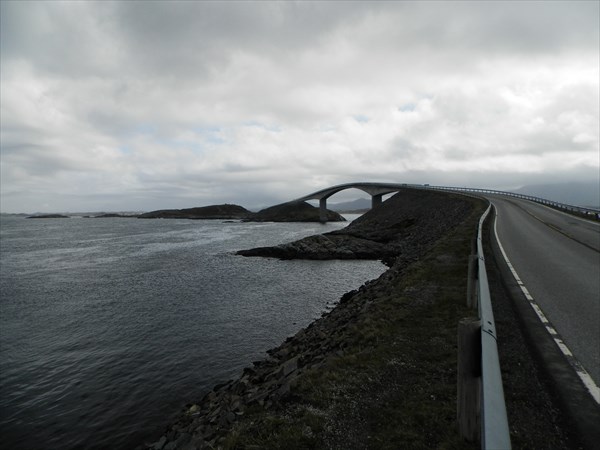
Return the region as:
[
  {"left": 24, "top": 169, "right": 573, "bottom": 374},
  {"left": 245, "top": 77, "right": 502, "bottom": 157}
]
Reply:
[
  {"left": 372, "top": 193, "right": 383, "bottom": 209},
  {"left": 319, "top": 198, "right": 328, "bottom": 223}
]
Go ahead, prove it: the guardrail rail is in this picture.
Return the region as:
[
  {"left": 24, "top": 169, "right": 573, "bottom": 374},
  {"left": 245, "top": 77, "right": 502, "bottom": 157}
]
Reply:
[
  {"left": 457, "top": 203, "right": 511, "bottom": 449},
  {"left": 420, "top": 184, "right": 600, "bottom": 219},
  {"left": 476, "top": 205, "right": 511, "bottom": 449}
]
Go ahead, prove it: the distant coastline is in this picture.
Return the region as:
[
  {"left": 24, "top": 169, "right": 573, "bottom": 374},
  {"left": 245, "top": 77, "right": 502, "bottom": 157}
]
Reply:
[{"left": 19, "top": 201, "right": 347, "bottom": 223}]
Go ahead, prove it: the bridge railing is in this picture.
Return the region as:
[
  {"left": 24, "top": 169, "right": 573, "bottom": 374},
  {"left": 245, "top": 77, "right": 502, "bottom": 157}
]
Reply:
[{"left": 415, "top": 184, "right": 600, "bottom": 219}]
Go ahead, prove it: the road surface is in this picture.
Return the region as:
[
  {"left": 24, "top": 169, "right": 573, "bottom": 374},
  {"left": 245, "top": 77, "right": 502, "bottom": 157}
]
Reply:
[{"left": 488, "top": 196, "right": 600, "bottom": 392}]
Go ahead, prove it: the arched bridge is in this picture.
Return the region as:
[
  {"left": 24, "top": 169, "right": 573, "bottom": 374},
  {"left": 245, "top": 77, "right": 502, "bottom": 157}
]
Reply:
[
  {"left": 291, "top": 181, "right": 599, "bottom": 223},
  {"left": 292, "top": 182, "right": 411, "bottom": 222}
]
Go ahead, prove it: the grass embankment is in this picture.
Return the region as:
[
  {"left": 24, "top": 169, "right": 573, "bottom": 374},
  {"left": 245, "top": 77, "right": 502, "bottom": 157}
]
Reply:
[{"left": 220, "top": 199, "right": 486, "bottom": 449}]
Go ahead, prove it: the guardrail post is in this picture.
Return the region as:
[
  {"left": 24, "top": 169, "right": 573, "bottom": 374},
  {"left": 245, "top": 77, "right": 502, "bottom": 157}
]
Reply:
[
  {"left": 458, "top": 317, "right": 482, "bottom": 442},
  {"left": 466, "top": 254, "right": 478, "bottom": 309}
]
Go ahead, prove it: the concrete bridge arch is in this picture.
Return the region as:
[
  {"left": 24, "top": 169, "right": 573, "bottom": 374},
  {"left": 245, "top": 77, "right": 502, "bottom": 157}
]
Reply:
[{"left": 293, "top": 182, "right": 407, "bottom": 223}]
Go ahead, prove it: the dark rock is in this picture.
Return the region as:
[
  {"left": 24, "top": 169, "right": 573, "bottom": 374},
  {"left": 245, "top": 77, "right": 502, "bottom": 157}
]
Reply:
[
  {"left": 280, "top": 356, "right": 300, "bottom": 378},
  {"left": 226, "top": 411, "right": 236, "bottom": 424},
  {"left": 151, "top": 435, "right": 166, "bottom": 450}
]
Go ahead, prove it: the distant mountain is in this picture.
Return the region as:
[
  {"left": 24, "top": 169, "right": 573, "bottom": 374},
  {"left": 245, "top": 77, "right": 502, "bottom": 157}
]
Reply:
[
  {"left": 511, "top": 182, "right": 600, "bottom": 208},
  {"left": 329, "top": 198, "right": 372, "bottom": 212}
]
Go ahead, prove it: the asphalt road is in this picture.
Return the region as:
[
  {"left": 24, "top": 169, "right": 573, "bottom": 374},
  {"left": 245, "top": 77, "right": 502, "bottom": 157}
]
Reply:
[{"left": 488, "top": 196, "right": 600, "bottom": 389}]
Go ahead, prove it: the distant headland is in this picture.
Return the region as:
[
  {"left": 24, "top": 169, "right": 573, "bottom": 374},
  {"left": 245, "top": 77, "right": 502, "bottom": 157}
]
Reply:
[
  {"left": 26, "top": 214, "right": 70, "bottom": 219},
  {"left": 21, "top": 201, "right": 346, "bottom": 222},
  {"left": 138, "top": 202, "right": 345, "bottom": 222}
]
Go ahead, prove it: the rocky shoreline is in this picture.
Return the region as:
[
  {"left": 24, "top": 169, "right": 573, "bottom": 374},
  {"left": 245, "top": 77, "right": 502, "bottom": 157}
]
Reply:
[{"left": 140, "top": 189, "right": 476, "bottom": 449}]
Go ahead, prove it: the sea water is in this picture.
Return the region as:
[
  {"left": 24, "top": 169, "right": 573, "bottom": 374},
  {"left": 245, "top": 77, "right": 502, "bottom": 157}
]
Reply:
[{"left": 0, "top": 215, "right": 386, "bottom": 449}]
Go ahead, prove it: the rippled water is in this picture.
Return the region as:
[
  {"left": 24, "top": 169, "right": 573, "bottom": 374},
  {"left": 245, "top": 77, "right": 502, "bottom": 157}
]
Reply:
[{"left": 0, "top": 215, "right": 385, "bottom": 449}]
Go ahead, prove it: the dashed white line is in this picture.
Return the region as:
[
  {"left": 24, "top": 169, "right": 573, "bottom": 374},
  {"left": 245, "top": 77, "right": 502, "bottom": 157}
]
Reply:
[{"left": 493, "top": 208, "right": 600, "bottom": 405}]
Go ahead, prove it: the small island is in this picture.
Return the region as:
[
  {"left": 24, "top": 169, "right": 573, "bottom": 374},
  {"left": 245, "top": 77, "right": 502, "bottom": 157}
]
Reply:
[
  {"left": 91, "top": 213, "right": 137, "bottom": 218},
  {"left": 26, "top": 214, "right": 70, "bottom": 219},
  {"left": 138, "top": 204, "right": 252, "bottom": 220}
]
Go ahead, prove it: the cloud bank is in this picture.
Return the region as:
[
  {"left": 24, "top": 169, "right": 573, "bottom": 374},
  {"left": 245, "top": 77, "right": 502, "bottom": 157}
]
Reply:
[{"left": 1, "top": 1, "right": 598, "bottom": 212}]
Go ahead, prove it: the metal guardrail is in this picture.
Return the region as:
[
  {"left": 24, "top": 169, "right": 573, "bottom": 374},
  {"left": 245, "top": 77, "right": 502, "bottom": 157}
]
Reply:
[
  {"left": 476, "top": 204, "right": 511, "bottom": 449},
  {"left": 420, "top": 184, "right": 600, "bottom": 219}
]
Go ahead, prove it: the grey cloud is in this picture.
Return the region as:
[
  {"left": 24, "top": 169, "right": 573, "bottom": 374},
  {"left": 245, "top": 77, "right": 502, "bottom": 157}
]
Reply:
[
  {"left": 1, "top": 1, "right": 598, "bottom": 213},
  {"left": 6, "top": 1, "right": 595, "bottom": 81},
  {"left": 379, "top": 1, "right": 599, "bottom": 55},
  {"left": 0, "top": 1, "right": 119, "bottom": 77},
  {"left": 2, "top": 145, "right": 84, "bottom": 178},
  {"left": 60, "top": 2, "right": 369, "bottom": 81}
]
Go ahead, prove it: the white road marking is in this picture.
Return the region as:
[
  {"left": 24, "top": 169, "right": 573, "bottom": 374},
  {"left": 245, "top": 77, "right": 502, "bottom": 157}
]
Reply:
[{"left": 492, "top": 207, "right": 600, "bottom": 404}]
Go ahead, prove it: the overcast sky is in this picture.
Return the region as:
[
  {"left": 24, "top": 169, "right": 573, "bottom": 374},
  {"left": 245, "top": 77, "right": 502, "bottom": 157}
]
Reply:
[{"left": 1, "top": 1, "right": 598, "bottom": 213}]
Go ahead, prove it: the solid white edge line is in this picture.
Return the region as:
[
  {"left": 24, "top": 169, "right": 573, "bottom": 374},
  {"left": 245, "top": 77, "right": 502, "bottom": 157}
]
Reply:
[{"left": 493, "top": 207, "right": 600, "bottom": 405}]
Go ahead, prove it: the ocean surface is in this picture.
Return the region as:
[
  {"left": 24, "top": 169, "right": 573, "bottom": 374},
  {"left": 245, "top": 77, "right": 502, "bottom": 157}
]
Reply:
[{"left": 0, "top": 215, "right": 386, "bottom": 449}]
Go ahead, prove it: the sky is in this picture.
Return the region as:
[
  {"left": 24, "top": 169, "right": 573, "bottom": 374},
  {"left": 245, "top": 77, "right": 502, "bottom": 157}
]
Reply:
[{"left": 1, "top": 1, "right": 599, "bottom": 213}]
